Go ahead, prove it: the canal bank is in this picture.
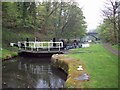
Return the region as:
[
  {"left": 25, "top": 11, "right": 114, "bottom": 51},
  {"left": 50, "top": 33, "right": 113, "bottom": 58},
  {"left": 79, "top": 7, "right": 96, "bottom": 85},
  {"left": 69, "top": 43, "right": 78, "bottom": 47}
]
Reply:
[
  {"left": 2, "top": 47, "right": 89, "bottom": 88},
  {"left": 2, "top": 56, "right": 67, "bottom": 88},
  {"left": 1, "top": 49, "right": 18, "bottom": 61},
  {"left": 51, "top": 54, "right": 89, "bottom": 88}
]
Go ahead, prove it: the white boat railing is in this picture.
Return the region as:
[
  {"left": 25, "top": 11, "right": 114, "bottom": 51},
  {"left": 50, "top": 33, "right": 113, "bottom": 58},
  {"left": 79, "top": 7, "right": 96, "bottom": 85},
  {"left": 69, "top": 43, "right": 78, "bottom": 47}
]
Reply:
[{"left": 17, "top": 41, "right": 63, "bottom": 51}]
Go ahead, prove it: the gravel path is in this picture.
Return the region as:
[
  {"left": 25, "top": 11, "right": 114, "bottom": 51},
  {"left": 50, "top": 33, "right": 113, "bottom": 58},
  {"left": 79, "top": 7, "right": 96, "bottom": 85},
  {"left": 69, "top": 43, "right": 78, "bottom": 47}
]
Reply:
[{"left": 103, "top": 43, "right": 120, "bottom": 57}]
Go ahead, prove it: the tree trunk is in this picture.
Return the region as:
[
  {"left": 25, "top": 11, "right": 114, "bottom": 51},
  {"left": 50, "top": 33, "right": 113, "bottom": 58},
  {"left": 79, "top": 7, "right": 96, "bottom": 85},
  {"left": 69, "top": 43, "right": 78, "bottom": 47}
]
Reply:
[
  {"left": 113, "top": 6, "right": 117, "bottom": 44},
  {"left": 118, "top": 12, "right": 120, "bottom": 44}
]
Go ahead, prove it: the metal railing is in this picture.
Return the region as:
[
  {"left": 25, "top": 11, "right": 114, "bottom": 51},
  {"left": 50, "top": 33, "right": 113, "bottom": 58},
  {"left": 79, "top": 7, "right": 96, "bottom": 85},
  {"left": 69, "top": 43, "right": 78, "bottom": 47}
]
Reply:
[{"left": 17, "top": 41, "right": 63, "bottom": 51}]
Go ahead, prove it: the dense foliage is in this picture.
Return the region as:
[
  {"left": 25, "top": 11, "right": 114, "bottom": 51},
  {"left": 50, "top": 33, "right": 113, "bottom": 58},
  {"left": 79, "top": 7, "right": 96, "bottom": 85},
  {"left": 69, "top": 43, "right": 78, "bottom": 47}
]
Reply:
[
  {"left": 97, "top": 0, "right": 120, "bottom": 45},
  {"left": 2, "top": 1, "right": 87, "bottom": 42}
]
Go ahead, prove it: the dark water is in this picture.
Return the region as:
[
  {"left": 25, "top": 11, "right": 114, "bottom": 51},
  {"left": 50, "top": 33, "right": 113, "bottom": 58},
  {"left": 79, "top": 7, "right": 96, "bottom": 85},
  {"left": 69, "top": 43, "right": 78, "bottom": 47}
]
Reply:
[{"left": 2, "top": 57, "right": 67, "bottom": 88}]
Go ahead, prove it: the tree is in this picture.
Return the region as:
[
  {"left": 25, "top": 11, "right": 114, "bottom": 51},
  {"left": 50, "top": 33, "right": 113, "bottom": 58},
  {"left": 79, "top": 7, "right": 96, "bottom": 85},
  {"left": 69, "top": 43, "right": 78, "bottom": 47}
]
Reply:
[
  {"left": 116, "top": 1, "right": 120, "bottom": 45},
  {"left": 102, "top": 0, "right": 120, "bottom": 44},
  {"left": 2, "top": 2, "right": 20, "bottom": 28},
  {"left": 2, "top": 1, "right": 87, "bottom": 40},
  {"left": 97, "top": 19, "right": 114, "bottom": 43},
  {"left": 59, "top": 2, "right": 86, "bottom": 39}
]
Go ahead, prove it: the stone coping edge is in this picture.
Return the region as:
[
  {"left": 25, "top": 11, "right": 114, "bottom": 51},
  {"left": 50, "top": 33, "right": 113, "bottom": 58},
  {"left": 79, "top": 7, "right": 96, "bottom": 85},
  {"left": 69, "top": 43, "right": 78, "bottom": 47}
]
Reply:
[{"left": 51, "top": 54, "right": 89, "bottom": 88}]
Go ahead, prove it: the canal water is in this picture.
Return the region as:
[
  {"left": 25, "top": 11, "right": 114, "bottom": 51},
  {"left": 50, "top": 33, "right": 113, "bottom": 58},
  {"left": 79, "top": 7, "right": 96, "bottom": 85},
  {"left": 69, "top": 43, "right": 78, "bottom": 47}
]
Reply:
[{"left": 2, "top": 56, "right": 67, "bottom": 88}]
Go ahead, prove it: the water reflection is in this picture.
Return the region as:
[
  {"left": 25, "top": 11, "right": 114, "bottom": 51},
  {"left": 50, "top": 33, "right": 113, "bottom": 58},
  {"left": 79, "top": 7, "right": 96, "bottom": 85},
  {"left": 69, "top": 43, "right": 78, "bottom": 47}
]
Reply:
[{"left": 2, "top": 57, "right": 67, "bottom": 88}]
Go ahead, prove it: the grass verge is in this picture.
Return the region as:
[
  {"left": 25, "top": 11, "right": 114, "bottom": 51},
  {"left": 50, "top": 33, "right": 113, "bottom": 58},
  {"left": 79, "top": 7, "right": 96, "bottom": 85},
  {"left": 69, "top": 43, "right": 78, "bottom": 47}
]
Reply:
[{"left": 67, "top": 44, "right": 118, "bottom": 88}]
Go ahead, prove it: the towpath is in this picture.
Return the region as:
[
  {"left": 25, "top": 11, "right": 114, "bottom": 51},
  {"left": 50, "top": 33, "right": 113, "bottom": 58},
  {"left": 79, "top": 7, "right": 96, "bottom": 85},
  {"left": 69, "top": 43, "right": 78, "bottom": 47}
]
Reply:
[{"left": 103, "top": 43, "right": 120, "bottom": 57}]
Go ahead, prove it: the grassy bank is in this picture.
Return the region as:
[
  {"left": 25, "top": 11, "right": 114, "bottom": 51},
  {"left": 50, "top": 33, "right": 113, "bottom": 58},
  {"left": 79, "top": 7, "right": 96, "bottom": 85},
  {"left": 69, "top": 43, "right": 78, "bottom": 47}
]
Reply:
[
  {"left": 67, "top": 44, "right": 118, "bottom": 88},
  {"left": 2, "top": 28, "right": 35, "bottom": 60},
  {"left": 2, "top": 28, "right": 35, "bottom": 48},
  {"left": 0, "top": 49, "right": 18, "bottom": 60}
]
